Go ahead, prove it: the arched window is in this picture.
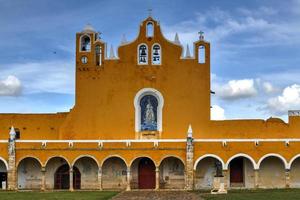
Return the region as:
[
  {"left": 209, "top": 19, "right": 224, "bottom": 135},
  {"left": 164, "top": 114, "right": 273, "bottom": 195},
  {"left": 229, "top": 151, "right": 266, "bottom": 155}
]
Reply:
[
  {"left": 140, "top": 95, "right": 158, "bottom": 131},
  {"left": 152, "top": 44, "right": 161, "bottom": 65},
  {"left": 198, "top": 45, "right": 205, "bottom": 63},
  {"left": 81, "top": 35, "right": 91, "bottom": 51},
  {"left": 146, "top": 22, "right": 154, "bottom": 37},
  {"left": 138, "top": 44, "right": 148, "bottom": 65},
  {"left": 134, "top": 88, "right": 164, "bottom": 132},
  {"left": 95, "top": 45, "right": 102, "bottom": 66}
]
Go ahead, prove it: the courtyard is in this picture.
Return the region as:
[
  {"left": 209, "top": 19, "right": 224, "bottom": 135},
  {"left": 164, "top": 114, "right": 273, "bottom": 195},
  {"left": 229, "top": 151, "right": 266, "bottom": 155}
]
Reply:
[{"left": 0, "top": 189, "right": 300, "bottom": 200}]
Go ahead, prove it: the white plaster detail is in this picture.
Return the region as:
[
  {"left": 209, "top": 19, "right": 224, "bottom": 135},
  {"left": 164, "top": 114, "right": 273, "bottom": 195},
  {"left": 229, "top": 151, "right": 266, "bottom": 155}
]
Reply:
[
  {"left": 134, "top": 88, "right": 164, "bottom": 133},
  {"left": 194, "top": 154, "right": 225, "bottom": 170},
  {"left": 222, "top": 140, "right": 227, "bottom": 147},
  {"left": 225, "top": 153, "right": 258, "bottom": 170},
  {"left": 158, "top": 155, "right": 185, "bottom": 167},
  {"left": 44, "top": 156, "right": 71, "bottom": 168},
  {"left": 187, "top": 124, "right": 193, "bottom": 138},
  {"left": 68, "top": 142, "right": 73, "bottom": 148},
  {"left": 41, "top": 141, "right": 47, "bottom": 148},
  {"left": 257, "top": 153, "right": 289, "bottom": 170},
  {"left": 101, "top": 155, "right": 128, "bottom": 168},
  {"left": 288, "top": 154, "right": 300, "bottom": 169},
  {"left": 72, "top": 155, "right": 100, "bottom": 167},
  {"left": 154, "top": 141, "right": 159, "bottom": 147}
]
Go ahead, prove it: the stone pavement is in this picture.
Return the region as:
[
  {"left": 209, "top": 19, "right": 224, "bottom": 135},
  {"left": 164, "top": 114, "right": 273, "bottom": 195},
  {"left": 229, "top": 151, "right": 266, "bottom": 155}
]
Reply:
[{"left": 111, "top": 191, "right": 203, "bottom": 200}]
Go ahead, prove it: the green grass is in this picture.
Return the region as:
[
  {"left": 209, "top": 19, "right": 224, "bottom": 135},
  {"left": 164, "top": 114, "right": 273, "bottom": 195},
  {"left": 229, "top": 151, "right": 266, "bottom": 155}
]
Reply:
[
  {"left": 198, "top": 189, "right": 300, "bottom": 200},
  {"left": 0, "top": 191, "right": 118, "bottom": 200}
]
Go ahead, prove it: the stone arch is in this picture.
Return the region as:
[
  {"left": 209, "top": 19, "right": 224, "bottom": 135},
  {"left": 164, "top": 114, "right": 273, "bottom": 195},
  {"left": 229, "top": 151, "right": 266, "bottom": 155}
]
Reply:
[
  {"left": 193, "top": 154, "right": 225, "bottom": 170},
  {"left": 288, "top": 154, "right": 300, "bottom": 169},
  {"left": 225, "top": 153, "right": 258, "bottom": 170},
  {"left": 288, "top": 154, "right": 300, "bottom": 188},
  {"left": 101, "top": 155, "right": 128, "bottom": 167},
  {"left": 73, "top": 155, "right": 99, "bottom": 190},
  {"left": 130, "top": 156, "right": 156, "bottom": 189},
  {"left": 134, "top": 88, "right": 164, "bottom": 132},
  {"left": 158, "top": 155, "right": 185, "bottom": 166},
  {"left": 102, "top": 156, "right": 128, "bottom": 190},
  {"left": 17, "top": 157, "right": 42, "bottom": 190},
  {"left": 159, "top": 156, "right": 185, "bottom": 189},
  {"left": 226, "top": 153, "right": 257, "bottom": 188},
  {"left": 0, "top": 157, "right": 8, "bottom": 170},
  {"left": 45, "top": 156, "right": 71, "bottom": 189},
  {"left": 129, "top": 155, "right": 157, "bottom": 167},
  {"left": 72, "top": 155, "right": 99, "bottom": 167},
  {"left": 194, "top": 154, "right": 225, "bottom": 189},
  {"left": 17, "top": 156, "right": 43, "bottom": 168},
  {"left": 257, "top": 153, "right": 287, "bottom": 188},
  {"left": 257, "top": 153, "right": 288, "bottom": 170}
]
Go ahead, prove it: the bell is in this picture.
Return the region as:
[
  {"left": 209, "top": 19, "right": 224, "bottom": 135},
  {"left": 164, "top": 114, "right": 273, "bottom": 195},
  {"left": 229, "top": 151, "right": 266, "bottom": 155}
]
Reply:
[
  {"left": 153, "top": 50, "right": 159, "bottom": 56},
  {"left": 141, "top": 49, "right": 146, "bottom": 56}
]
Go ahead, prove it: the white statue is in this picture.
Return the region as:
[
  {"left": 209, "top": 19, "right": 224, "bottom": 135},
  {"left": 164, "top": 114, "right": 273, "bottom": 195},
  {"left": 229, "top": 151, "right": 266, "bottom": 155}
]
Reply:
[{"left": 144, "top": 99, "right": 155, "bottom": 124}]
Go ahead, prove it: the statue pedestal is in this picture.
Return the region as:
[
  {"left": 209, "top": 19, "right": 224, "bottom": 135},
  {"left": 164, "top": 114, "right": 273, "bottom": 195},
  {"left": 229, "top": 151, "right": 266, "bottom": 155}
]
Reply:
[{"left": 211, "top": 176, "right": 227, "bottom": 194}]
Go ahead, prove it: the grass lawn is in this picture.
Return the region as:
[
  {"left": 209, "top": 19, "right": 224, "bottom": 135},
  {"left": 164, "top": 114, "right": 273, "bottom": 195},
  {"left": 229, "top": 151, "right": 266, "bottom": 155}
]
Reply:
[
  {"left": 198, "top": 189, "right": 300, "bottom": 200},
  {"left": 0, "top": 191, "right": 119, "bottom": 200}
]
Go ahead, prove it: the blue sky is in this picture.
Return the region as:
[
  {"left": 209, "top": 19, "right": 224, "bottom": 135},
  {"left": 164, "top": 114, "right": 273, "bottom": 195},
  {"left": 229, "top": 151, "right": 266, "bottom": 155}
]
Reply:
[{"left": 0, "top": 0, "right": 300, "bottom": 121}]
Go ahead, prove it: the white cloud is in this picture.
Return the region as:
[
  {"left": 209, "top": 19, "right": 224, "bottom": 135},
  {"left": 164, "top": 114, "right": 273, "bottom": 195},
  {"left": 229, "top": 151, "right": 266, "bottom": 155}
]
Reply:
[
  {"left": 215, "top": 79, "right": 257, "bottom": 100},
  {"left": 262, "top": 82, "right": 277, "bottom": 94},
  {"left": 0, "top": 60, "right": 75, "bottom": 95},
  {"left": 0, "top": 75, "right": 22, "bottom": 96},
  {"left": 267, "top": 84, "right": 300, "bottom": 115},
  {"left": 211, "top": 105, "right": 226, "bottom": 120}
]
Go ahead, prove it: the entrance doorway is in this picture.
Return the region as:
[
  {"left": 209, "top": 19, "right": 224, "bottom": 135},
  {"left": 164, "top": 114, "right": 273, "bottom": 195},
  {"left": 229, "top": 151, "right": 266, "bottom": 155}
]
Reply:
[
  {"left": 54, "top": 164, "right": 81, "bottom": 189},
  {"left": 0, "top": 172, "right": 7, "bottom": 189},
  {"left": 138, "top": 158, "right": 155, "bottom": 189},
  {"left": 230, "top": 157, "right": 244, "bottom": 186}
]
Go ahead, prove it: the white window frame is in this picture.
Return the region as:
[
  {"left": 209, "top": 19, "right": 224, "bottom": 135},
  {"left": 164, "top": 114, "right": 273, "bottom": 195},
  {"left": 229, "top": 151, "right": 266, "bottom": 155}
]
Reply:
[
  {"left": 134, "top": 88, "right": 164, "bottom": 132},
  {"left": 151, "top": 43, "right": 162, "bottom": 65},
  {"left": 137, "top": 43, "right": 148, "bottom": 65}
]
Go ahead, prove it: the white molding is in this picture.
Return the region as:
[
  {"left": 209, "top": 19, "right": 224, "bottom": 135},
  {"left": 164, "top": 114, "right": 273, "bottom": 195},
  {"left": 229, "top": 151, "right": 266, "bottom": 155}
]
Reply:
[
  {"left": 101, "top": 155, "right": 128, "bottom": 167},
  {"left": 134, "top": 88, "right": 164, "bottom": 132},
  {"left": 288, "top": 154, "right": 300, "bottom": 169},
  {"left": 137, "top": 43, "right": 148, "bottom": 65},
  {"left": 0, "top": 140, "right": 7, "bottom": 143},
  {"left": 158, "top": 155, "right": 185, "bottom": 166},
  {"left": 72, "top": 155, "right": 99, "bottom": 167},
  {"left": 16, "top": 156, "right": 43, "bottom": 168},
  {"left": 0, "top": 157, "right": 8, "bottom": 170},
  {"left": 193, "top": 154, "right": 225, "bottom": 170},
  {"left": 257, "top": 153, "right": 289, "bottom": 170},
  {"left": 13, "top": 138, "right": 300, "bottom": 143},
  {"left": 44, "top": 155, "right": 71, "bottom": 168},
  {"left": 225, "top": 153, "right": 258, "bottom": 170}
]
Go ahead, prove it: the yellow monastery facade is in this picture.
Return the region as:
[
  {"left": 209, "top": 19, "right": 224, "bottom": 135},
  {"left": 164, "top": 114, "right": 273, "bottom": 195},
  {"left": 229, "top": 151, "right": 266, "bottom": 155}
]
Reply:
[{"left": 0, "top": 17, "right": 300, "bottom": 191}]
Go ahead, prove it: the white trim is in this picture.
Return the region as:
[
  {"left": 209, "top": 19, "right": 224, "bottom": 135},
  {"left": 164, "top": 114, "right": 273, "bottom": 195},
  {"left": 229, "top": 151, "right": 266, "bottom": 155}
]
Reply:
[
  {"left": 0, "top": 140, "right": 7, "bottom": 143},
  {"left": 193, "top": 154, "right": 225, "bottom": 170},
  {"left": 257, "top": 153, "right": 289, "bottom": 170},
  {"left": 225, "top": 153, "right": 258, "bottom": 170},
  {"left": 44, "top": 156, "right": 71, "bottom": 168},
  {"left": 151, "top": 43, "right": 162, "bottom": 65},
  {"left": 129, "top": 155, "right": 157, "bottom": 167},
  {"left": 79, "top": 34, "right": 91, "bottom": 52},
  {"left": 0, "top": 157, "right": 8, "bottom": 170},
  {"left": 137, "top": 43, "right": 148, "bottom": 65},
  {"left": 17, "top": 156, "right": 43, "bottom": 168},
  {"left": 14, "top": 138, "right": 300, "bottom": 143},
  {"left": 101, "top": 155, "right": 128, "bottom": 167},
  {"left": 158, "top": 155, "right": 185, "bottom": 166},
  {"left": 72, "top": 155, "right": 99, "bottom": 167},
  {"left": 288, "top": 154, "right": 300, "bottom": 169},
  {"left": 134, "top": 88, "right": 164, "bottom": 132}
]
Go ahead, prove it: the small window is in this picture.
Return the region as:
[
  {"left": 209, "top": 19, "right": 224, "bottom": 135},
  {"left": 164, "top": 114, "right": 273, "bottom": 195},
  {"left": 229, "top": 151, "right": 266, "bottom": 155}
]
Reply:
[
  {"left": 198, "top": 45, "right": 205, "bottom": 63},
  {"left": 152, "top": 44, "right": 161, "bottom": 65},
  {"left": 146, "top": 22, "right": 154, "bottom": 37},
  {"left": 138, "top": 44, "right": 148, "bottom": 65},
  {"left": 15, "top": 128, "right": 20, "bottom": 139},
  {"left": 81, "top": 35, "right": 91, "bottom": 51},
  {"left": 81, "top": 56, "right": 88, "bottom": 64},
  {"left": 95, "top": 45, "right": 102, "bottom": 66}
]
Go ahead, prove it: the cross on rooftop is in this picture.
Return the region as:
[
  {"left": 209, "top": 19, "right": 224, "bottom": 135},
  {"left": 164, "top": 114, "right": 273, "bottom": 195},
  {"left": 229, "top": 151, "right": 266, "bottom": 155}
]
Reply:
[
  {"left": 198, "top": 31, "right": 204, "bottom": 40},
  {"left": 148, "top": 8, "right": 153, "bottom": 17}
]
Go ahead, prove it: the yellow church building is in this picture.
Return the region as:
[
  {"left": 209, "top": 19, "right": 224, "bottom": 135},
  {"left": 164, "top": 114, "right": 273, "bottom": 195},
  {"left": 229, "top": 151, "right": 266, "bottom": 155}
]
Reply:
[{"left": 0, "top": 16, "right": 300, "bottom": 191}]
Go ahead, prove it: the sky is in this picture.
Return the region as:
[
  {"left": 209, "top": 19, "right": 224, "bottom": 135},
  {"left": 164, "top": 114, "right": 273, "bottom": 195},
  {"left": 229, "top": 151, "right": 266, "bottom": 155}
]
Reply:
[{"left": 0, "top": 0, "right": 300, "bottom": 121}]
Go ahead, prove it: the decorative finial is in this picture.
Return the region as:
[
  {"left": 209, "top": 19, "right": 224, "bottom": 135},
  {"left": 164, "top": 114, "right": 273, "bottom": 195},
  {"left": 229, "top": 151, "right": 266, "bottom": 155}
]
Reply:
[
  {"left": 83, "top": 23, "right": 95, "bottom": 33},
  {"left": 148, "top": 8, "right": 153, "bottom": 17},
  {"left": 9, "top": 126, "right": 16, "bottom": 140},
  {"left": 187, "top": 124, "right": 193, "bottom": 138},
  {"left": 97, "top": 31, "right": 102, "bottom": 40},
  {"left": 198, "top": 31, "right": 204, "bottom": 40},
  {"left": 185, "top": 44, "right": 191, "bottom": 58},
  {"left": 174, "top": 33, "right": 181, "bottom": 44},
  {"left": 121, "top": 34, "right": 127, "bottom": 44},
  {"left": 109, "top": 45, "right": 115, "bottom": 59}
]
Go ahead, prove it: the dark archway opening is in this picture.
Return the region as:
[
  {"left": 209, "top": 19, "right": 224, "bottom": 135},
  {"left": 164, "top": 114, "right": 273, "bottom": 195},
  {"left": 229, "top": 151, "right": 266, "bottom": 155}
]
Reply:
[
  {"left": 54, "top": 164, "right": 81, "bottom": 189},
  {"left": 138, "top": 158, "right": 155, "bottom": 189},
  {"left": 230, "top": 157, "right": 244, "bottom": 186}
]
